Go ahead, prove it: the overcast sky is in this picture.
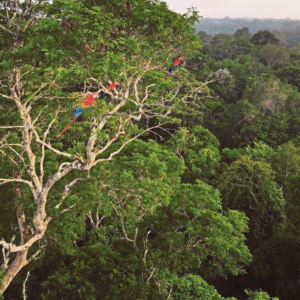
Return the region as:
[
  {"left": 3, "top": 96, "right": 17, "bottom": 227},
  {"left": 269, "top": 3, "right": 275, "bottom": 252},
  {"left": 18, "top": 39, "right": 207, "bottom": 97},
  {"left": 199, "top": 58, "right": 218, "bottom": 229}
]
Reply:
[{"left": 165, "top": 0, "right": 300, "bottom": 19}]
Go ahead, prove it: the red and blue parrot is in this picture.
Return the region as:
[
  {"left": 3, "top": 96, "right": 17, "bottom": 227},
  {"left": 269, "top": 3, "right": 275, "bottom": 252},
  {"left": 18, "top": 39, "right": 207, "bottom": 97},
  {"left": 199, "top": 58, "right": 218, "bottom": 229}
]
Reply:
[
  {"left": 98, "top": 81, "right": 120, "bottom": 104},
  {"left": 57, "top": 92, "right": 99, "bottom": 137},
  {"left": 168, "top": 56, "right": 183, "bottom": 75},
  {"left": 57, "top": 82, "right": 120, "bottom": 137}
]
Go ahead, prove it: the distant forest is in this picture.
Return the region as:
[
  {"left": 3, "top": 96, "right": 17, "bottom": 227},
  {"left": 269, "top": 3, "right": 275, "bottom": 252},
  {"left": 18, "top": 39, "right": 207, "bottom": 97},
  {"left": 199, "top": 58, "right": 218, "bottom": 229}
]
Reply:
[{"left": 196, "top": 18, "right": 300, "bottom": 46}]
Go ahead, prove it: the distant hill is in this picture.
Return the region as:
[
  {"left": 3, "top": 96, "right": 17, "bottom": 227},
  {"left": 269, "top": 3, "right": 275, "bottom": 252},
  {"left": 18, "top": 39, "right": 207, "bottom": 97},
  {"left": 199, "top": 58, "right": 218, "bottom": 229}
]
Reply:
[{"left": 195, "top": 18, "right": 300, "bottom": 46}]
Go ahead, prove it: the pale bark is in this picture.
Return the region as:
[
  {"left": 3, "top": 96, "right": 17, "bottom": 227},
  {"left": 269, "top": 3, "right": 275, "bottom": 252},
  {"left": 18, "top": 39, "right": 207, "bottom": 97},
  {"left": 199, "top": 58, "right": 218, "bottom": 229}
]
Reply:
[{"left": 0, "top": 251, "right": 29, "bottom": 295}]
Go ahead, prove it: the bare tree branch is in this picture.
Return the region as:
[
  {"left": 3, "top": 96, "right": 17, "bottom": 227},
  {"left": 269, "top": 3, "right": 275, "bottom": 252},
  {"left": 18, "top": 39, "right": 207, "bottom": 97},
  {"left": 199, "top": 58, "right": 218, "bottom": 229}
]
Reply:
[
  {"left": 22, "top": 271, "right": 30, "bottom": 300},
  {"left": 112, "top": 204, "right": 135, "bottom": 244},
  {"left": 1, "top": 248, "right": 10, "bottom": 270},
  {"left": 61, "top": 203, "right": 77, "bottom": 214},
  {"left": 0, "top": 126, "right": 25, "bottom": 129},
  {"left": 0, "top": 24, "right": 14, "bottom": 35},
  {"left": 55, "top": 178, "right": 84, "bottom": 209},
  {"left": 0, "top": 178, "right": 37, "bottom": 199}
]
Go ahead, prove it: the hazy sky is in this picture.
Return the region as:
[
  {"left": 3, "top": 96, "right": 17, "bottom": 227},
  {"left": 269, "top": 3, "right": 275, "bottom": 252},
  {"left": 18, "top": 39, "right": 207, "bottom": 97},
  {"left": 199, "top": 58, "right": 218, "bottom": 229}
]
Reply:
[{"left": 165, "top": 0, "right": 300, "bottom": 19}]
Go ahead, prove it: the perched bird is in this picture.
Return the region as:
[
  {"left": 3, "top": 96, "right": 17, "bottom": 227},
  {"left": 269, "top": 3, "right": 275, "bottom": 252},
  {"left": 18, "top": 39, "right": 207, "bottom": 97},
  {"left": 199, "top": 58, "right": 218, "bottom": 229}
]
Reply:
[
  {"left": 168, "top": 56, "right": 183, "bottom": 74},
  {"left": 57, "top": 93, "right": 99, "bottom": 137},
  {"left": 97, "top": 82, "right": 120, "bottom": 105}
]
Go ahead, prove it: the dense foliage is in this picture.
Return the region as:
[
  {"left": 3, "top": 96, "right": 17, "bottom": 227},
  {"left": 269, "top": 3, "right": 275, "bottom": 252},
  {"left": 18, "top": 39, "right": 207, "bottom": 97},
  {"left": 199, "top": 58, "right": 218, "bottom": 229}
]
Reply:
[
  {"left": 188, "top": 26, "right": 300, "bottom": 300},
  {"left": 0, "top": 1, "right": 300, "bottom": 300}
]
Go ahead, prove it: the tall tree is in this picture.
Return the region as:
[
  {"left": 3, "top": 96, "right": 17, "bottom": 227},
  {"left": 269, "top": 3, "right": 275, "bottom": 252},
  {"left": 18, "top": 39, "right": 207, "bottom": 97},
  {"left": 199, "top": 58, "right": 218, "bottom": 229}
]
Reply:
[
  {"left": 234, "top": 27, "right": 250, "bottom": 38},
  {"left": 256, "top": 44, "right": 290, "bottom": 69},
  {"left": 0, "top": 0, "right": 207, "bottom": 293},
  {"left": 250, "top": 31, "right": 279, "bottom": 46},
  {"left": 218, "top": 154, "right": 285, "bottom": 248}
]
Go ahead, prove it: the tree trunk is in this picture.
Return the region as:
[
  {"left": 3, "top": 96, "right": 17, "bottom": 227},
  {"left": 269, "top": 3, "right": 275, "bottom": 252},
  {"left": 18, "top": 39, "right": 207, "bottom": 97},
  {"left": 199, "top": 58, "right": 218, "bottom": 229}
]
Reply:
[
  {"left": 1, "top": 182, "right": 30, "bottom": 295},
  {"left": 1, "top": 250, "right": 28, "bottom": 295}
]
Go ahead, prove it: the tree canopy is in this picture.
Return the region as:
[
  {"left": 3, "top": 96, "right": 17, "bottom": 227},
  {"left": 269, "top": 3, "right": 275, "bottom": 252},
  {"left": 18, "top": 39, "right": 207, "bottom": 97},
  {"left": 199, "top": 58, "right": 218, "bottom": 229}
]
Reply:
[{"left": 1, "top": 2, "right": 300, "bottom": 300}]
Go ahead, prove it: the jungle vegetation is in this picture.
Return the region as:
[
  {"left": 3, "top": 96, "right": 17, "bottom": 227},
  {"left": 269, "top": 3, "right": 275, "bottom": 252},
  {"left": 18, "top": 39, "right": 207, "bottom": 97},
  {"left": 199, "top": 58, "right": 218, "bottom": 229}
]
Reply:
[{"left": 1, "top": 1, "right": 300, "bottom": 300}]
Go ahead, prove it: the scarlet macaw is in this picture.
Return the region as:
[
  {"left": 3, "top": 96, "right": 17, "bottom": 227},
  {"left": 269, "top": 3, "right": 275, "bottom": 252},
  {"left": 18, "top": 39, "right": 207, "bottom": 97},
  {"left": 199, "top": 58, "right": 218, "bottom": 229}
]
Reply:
[
  {"left": 97, "top": 82, "right": 120, "bottom": 105},
  {"left": 57, "top": 92, "right": 99, "bottom": 137},
  {"left": 168, "top": 56, "right": 183, "bottom": 74}
]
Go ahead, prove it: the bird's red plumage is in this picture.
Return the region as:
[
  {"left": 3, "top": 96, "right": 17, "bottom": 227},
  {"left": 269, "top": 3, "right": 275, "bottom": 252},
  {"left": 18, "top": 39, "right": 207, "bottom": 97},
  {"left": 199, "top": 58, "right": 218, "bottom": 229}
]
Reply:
[
  {"left": 81, "top": 93, "right": 98, "bottom": 107},
  {"left": 107, "top": 82, "right": 119, "bottom": 90},
  {"left": 173, "top": 57, "right": 183, "bottom": 66}
]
